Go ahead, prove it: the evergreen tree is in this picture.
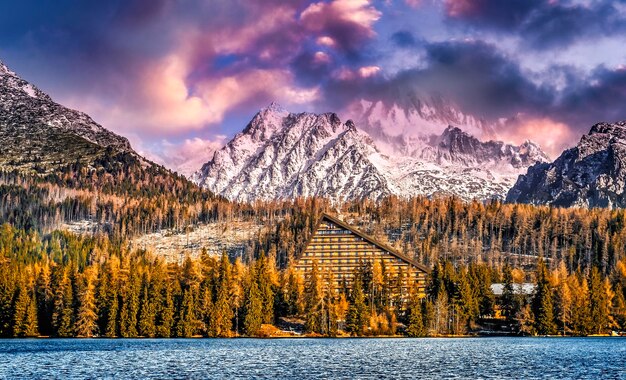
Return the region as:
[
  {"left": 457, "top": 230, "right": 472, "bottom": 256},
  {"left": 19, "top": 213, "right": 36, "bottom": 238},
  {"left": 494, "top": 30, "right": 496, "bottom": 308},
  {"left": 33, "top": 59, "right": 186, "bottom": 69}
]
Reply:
[
  {"left": 35, "top": 263, "right": 53, "bottom": 336},
  {"left": 138, "top": 273, "right": 157, "bottom": 338},
  {"left": 156, "top": 282, "right": 174, "bottom": 338},
  {"left": 75, "top": 267, "right": 98, "bottom": 337},
  {"left": 119, "top": 267, "right": 140, "bottom": 338},
  {"left": 532, "top": 258, "right": 556, "bottom": 335},
  {"left": 346, "top": 276, "right": 368, "bottom": 336},
  {"left": 12, "top": 284, "right": 38, "bottom": 337},
  {"left": 243, "top": 266, "right": 264, "bottom": 336},
  {"left": 52, "top": 268, "right": 74, "bottom": 337},
  {"left": 176, "top": 288, "right": 196, "bottom": 337},
  {"left": 406, "top": 294, "right": 425, "bottom": 337},
  {"left": 23, "top": 295, "right": 39, "bottom": 337},
  {"left": 501, "top": 264, "right": 517, "bottom": 323},
  {"left": 256, "top": 255, "right": 275, "bottom": 324},
  {"left": 588, "top": 267, "right": 609, "bottom": 334},
  {"left": 304, "top": 262, "right": 323, "bottom": 334},
  {"left": 210, "top": 253, "right": 234, "bottom": 337}
]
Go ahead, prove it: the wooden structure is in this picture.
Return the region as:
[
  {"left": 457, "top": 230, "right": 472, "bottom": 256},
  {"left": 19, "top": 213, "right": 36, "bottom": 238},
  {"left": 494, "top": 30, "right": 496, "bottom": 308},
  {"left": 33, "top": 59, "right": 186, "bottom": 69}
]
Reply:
[{"left": 295, "top": 213, "right": 429, "bottom": 296}]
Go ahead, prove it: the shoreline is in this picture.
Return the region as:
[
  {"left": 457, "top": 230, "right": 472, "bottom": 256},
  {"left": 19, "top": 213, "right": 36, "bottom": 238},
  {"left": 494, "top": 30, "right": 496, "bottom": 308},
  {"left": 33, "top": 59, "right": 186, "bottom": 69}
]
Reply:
[{"left": 3, "top": 334, "right": 624, "bottom": 340}]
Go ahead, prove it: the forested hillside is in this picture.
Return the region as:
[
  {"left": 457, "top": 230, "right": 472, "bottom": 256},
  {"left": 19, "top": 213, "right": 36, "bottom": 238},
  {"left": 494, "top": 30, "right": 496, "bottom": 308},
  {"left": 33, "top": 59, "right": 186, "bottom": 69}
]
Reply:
[
  {"left": 1, "top": 178, "right": 626, "bottom": 337},
  {"left": 1, "top": 223, "right": 625, "bottom": 338}
]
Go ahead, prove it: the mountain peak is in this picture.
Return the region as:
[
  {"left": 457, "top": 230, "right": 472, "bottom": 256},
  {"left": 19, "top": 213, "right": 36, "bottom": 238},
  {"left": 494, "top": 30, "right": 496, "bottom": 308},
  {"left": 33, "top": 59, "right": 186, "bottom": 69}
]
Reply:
[
  {"left": 0, "top": 60, "right": 15, "bottom": 76},
  {"left": 589, "top": 121, "right": 626, "bottom": 139},
  {"left": 194, "top": 105, "right": 548, "bottom": 202},
  {"left": 0, "top": 58, "right": 133, "bottom": 155},
  {"left": 262, "top": 101, "right": 288, "bottom": 114},
  {"left": 507, "top": 120, "right": 626, "bottom": 208}
]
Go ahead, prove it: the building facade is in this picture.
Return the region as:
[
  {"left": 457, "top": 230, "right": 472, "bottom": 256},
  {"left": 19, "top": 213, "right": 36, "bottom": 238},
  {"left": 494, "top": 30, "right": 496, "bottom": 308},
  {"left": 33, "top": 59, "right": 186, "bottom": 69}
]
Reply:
[{"left": 295, "top": 214, "right": 430, "bottom": 297}]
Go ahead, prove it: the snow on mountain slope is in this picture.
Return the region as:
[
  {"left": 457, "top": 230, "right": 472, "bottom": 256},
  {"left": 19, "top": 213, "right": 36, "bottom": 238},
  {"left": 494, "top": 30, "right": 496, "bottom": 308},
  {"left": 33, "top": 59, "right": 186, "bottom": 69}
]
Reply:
[
  {"left": 194, "top": 103, "right": 549, "bottom": 202},
  {"left": 507, "top": 121, "right": 626, "bottom": 208},
  {"left": 0, "top": 60, "right": 132, "bottom": 152},
  {"left": 345, "top": 95, "right": 498, "bottom": 156}
]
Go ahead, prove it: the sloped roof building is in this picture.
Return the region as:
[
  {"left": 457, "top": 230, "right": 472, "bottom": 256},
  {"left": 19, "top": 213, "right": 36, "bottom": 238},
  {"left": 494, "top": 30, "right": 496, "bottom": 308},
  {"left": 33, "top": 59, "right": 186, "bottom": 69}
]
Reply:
[{"left": 295, "top": 213, "right": 429, "bottom": 296}]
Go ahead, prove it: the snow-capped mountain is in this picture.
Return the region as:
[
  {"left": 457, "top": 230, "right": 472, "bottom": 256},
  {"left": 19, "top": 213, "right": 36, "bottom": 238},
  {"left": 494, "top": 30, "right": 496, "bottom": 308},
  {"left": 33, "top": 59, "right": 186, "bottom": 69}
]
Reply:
[
  {"left": 344, "top": 95, "right": 499, "bottom": 156},
  {"left": 507, "top": 121, "right": 626, "bottom": 208},
  {"left": 0, "top": 60, "right": 135, "bottom": 172},
  {"left": 194, "top": 103, "right": 549, "bottom": 203}
]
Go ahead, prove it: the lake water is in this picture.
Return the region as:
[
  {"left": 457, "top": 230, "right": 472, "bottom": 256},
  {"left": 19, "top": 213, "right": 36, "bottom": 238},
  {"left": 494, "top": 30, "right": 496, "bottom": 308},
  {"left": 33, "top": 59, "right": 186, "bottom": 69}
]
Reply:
[{"left": 0, "top": 338, "right": 624, "bottom": 379}]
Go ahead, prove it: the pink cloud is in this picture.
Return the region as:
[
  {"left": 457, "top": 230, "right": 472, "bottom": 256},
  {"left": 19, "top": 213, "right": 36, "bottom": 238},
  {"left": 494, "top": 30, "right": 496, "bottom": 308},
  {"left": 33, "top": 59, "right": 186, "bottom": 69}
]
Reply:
[
  {"left": 301, "top": 0, "right": 381, "bottom": 50},
  {"left": 149, "top": 136, "right": 228, "bottom": 176},
  {"left": 313, "top": 51, "right": 332, "bottom": 65},
  {"left": 358, "top": 65, "right": 381, "bottom": 77},
  {"left": 444, "top": 0, "right": 480, "bottom": 17},
  {"left": 404, "top": 0, "right": 422, "bottom": 8},
  {"left": 316, "top": 36, "right": 337, "bottom": 47},
  {"left": 499, "top": 117, "right": 577, "bottom": 158}
]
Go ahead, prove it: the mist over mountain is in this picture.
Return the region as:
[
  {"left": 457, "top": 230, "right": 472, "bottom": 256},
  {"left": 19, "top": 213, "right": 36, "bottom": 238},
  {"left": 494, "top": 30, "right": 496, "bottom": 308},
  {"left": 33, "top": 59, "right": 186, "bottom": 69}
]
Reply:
[
  {"left": 507, "top": 121, "right": 626, "bottom": 208},
  {"left": 193, "top": 103, "right": 549, "bottom": 203}
]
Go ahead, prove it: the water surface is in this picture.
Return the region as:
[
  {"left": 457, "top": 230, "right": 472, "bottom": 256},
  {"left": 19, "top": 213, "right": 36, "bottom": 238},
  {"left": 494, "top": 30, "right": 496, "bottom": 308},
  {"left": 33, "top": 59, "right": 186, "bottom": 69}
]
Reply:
[{"left": 0, "top": 337, "right": 625, "bottom": 379}]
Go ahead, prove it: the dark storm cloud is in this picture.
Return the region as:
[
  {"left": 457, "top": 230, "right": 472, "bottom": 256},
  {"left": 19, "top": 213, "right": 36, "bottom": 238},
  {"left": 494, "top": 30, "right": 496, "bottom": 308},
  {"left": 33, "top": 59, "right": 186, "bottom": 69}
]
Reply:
[
  {"left": 317, "top": 40, "right": 553, "bottom": 119},
  {"left": 445, "top": 0, "right": 626, "bottom": 50},
  {"left": 558, "top": 66, "right": 626, "bottom": 127},
  {"left": 390, "top": 31, "right": 419, "bottom": 47},
  {"left": 444, "top": 0, "right": 543, "bottom": 30}
]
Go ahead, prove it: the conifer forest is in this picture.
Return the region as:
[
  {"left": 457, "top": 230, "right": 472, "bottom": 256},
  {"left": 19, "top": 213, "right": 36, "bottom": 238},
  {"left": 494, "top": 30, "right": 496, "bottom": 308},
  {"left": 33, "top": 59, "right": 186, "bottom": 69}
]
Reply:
[{"left": 1, "top": 162, "right": 626, "bottom": 338}]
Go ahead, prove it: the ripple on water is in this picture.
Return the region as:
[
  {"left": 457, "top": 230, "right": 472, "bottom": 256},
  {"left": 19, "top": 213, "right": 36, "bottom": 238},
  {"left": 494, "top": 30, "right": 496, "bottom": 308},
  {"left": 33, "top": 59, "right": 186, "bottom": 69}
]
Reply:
[{"left": 0, "top": 337, "right": 625, "bottom": 379}]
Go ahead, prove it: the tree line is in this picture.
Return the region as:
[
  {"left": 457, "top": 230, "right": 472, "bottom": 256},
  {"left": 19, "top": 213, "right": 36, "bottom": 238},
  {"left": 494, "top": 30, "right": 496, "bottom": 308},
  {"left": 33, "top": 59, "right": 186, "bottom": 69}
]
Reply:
[{"left": 1, "top": 223, "right": 625, "bottom": 338}]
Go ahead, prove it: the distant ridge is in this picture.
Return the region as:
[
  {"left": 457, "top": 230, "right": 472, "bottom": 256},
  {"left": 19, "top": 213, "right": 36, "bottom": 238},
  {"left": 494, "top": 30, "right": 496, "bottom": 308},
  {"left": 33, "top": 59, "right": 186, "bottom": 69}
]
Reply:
[{"left": 193, "top": 103, "right": 549, "bottom": 202}]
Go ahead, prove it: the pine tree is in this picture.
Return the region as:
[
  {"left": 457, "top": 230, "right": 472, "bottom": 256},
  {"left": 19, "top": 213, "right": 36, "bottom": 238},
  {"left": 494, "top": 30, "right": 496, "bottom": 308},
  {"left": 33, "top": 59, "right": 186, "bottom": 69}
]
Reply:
[
  {"left": 156, "top": 282, "right": 174, "bottom": 338},
  {"left": 138, "top": 274, "right": 157, "bottom": 338},
  {"left": 406, "top": 294, "right": 425, "bottom": 337},
  {"left": 120, "top": 263, "right": 140, "bottom": 338},
  {"left": 346, "top": 276, "right": 368, "bottom": 336},
  {"left": 210, "top": 253, "right": 234, "bottom": 337},
  {"left": 501, "top": 263, "right": 517, "bottom": 323},
  {"left": 256, "top": 255, "right": 275, "bottom": 325},
  {"left": 243, "top": 267, "right": 263, "bottom": 336},
  {"left": 35, "top": 263, "right": 53, "bottom": 336},
  {"left": 12, "top": 285, "right": 34, "bottom": 337},
  {"left": 75, "top": 267, "right": 98, "bottom": 337},
  {"left": 304, "top": 262, "right": 323, "bottom": 334},
  {"left": 176, "top": 288, "right": 196, "bottom": 338},
  {"left": 532, "top": 258, "right": 556, "bottom": 335},
  {"left": 52, "top": 268, "right": 74, "bottom": 337},
  {"left": 23, "top": 295, "right": 39, "bottom": 337},
  {"left": 588, "top": 267, "right": 608, "bottom": 334}
]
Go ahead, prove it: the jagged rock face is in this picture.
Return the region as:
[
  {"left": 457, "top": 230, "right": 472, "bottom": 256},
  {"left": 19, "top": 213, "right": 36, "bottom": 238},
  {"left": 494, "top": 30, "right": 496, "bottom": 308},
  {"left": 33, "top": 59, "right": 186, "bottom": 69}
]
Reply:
[
  {"left": 424, "top": 126, "right": 549, "bottom": 169},
  {"left": 507, "top": 121, "right": 626, "bottom": 208},
  {"left": 0, "top": 60, "right": 134, "bottom": 172},
  {"left": 1, "top": 61, "right": 131, "bottom": 151},
  {"left": 194, "top": 103, "right": 549, "bottom": 203},
  {"left": 194, "top": 103, "right": 391, "bottom": 202}
]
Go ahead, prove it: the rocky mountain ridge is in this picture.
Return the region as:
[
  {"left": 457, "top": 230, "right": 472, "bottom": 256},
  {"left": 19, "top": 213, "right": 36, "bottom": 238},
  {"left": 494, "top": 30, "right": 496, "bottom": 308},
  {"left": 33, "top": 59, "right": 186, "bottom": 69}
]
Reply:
[
  {"left": 0, "top": 60, "right": 136, "bottom": 173},
  {"left": 506, "top": 121, "right": 626, "bottom": 208},
  {"left": 194, "top": 103, "right": 549, "bottom": 202}
]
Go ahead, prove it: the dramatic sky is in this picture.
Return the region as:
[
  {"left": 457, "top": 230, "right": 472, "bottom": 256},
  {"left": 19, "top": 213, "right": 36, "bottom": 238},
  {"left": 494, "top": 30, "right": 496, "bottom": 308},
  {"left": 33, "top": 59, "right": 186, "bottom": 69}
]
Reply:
[{"left": 1, "top": 0, "right": 626, "bottom": 170}]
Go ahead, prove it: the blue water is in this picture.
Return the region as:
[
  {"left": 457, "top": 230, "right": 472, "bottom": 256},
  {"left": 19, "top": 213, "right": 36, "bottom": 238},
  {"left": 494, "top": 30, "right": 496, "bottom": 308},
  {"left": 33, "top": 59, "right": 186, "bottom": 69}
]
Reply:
[{"left": 0, "top": 338, "right": 624, "bottom": 379}]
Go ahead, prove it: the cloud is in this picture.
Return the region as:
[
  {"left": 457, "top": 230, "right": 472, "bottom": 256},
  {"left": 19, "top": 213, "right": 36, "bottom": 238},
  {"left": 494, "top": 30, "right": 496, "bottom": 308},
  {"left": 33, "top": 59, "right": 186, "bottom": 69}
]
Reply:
[
  {"left": 358, "top": 65, "right": 381, "bottom": 77},
  {"left": 443, "top": 0, "right": 626, "bottom": 50},
  {"left": 558, "top": 65, "right": 626, "bottom": 127},
  {"left": 398, "top": 40, "right": 553, "bottom": 119},
  {"left": 499, "top": 117, "right": 576, "bottom": 158},
  {"left": 301, "top": 0, "right": 382, "bottom": 52},
  {"left": 390, "top": 30, "right": 418, "bottom": 48},
  {"left": 144, "top": 137, "right": 228, "bottom": 177},
  {"left": 444, "top": 0, "right": 542, "bottom": 29}
]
